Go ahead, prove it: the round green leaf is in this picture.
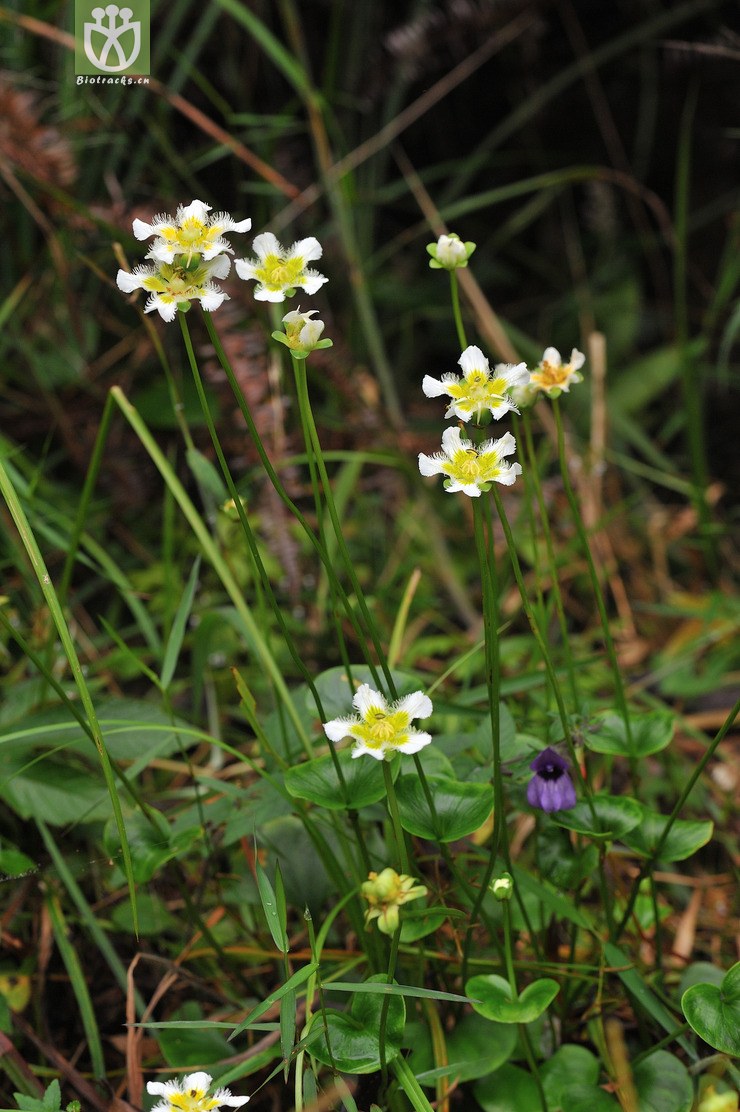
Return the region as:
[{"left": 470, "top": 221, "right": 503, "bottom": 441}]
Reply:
[
  {"left": 395, "top": 773, "right": 493, "bottom": 842},
  {"left": 559, "top": 1083, "right": 620, "bottom": 1111},
  {"left": 553, "top": 794, "right": 642, "bottom": 841},
  {"left": 399, "top": 911, "right": 447, "bottom": 943},
  {"left": 586, "top": 711, "right": 675, "bottom": 758},
  {"left": 634, "top": 1050, "right": 693, "bottom": 1111},
  {"left": 284, "top": 747, "right": 397, "bottom": 811},
  {"left": 466, "top": 974, "right": 559, "bottom": 1024},
  {"left": 678, "top": 962, "right": 725, "bottom": 996},
  {"left": 541, "top": 1044, "right": 600, "bottom": 1108},
  {"left": 622, "top": 805, "right": 713, "bottom": 862},
  {"left": 309, "top": 974, "right": 406, "bottom": 1074},
  {"left": 409, "top": 1013, "right": 517, "bottom": 1086},
  {"left": 682, "top": 962, "right": 740, "bottom": 1056},
  {"left": 474, "top": 1063, "right": 539, "bottom": 1111}
]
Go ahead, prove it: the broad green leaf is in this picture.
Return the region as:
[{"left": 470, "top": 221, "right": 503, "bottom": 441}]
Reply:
[
  {"left": 284, "top": 746, "right": 397, "bottom": 811},
  {"left": 395, "top": 773, "right": 493, "bottom": 842},
  {"left": 633, "top": 1050, "right": 693, "bottom": 1112},
  {"left": 1, "top": 756, "right": 112, "bottom": 826},
  {"left": 443, "top": 1013, "right": 517, "bottom": 1083},
  {"left": 309, "top": 974, "right": 406, "bottom": 1074},
  {"left": 554, "top": 794, "right": 642, "bottom": 841},
  {"left": 399, "top": 910, "right": 447, "bottom": 943},
  {"left": 535, "top": 824, "right": 599, "bottom": 889},
  {"left": 622, "top": 805, "right": 713, "bottom": 862},
  {"left": 110, "top": 892, "right": 176, "bottom": 937},
  {"left": 678, "top": 962, "right": 725, "bottom": 996},
  {"left": 0, "top": 845, "right": 35, "bottom": 877},
  {"left": 474, "top": 1063, "right": 540, "bottom": 1111},
  {"left": 260, "top": 815, "right": 337, "bottom": 913},
  {"left": 557, "top": 1083, "right": 620, "bottom": 1111},
  {"left": 586, "top": 711, "right": 675, "bottom": 759},
  {"left": 471, "top": 703, "right": 519, "bottom": 763},
  {"left": 541, "top": 1044, "right": 600, "bottom": 1109},
  {"left": 682, "top": 962, "right": 740, "bottom": 1056},
  {"left": 466, "top": 974, "right": 559, "bottom": 1024}
]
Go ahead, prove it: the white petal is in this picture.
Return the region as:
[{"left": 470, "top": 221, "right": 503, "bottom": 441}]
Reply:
[
  {"left": 251, "top": 232, "right": 281, "bottom": 260},
  {"left": 569, "top": 348, "right": 586, "bottom": 370},
  {"left": 395, "top": 691, "right": 432, "bottom": 720},
  {"left": 440, "top": 426, "right": 467, "bottom": 456},
  {"left": 498, "top": 362, "right": 530, "bottom": 386},
  {"left": 199, "top": 289, "right": 228, "bottom": 312},
  {"left": 181, "top": 1072, "right": 213, "bottom": 1093},
  {"left": 394, "top": 731, "right": 432, "bottom": 754},
  {"left": 207, "top": 255, "right": 231, "bottom": 280},
  {"left": 541, "top": 346, "right": 561, "bottom": 366},
  {"left": 458, "top": 345, "right": 489, "bottom": 376},
  {"left": 148, "top": 295, "right": 178, "bottom": 322},
  {"left": 132, "top": 218, "right": 156, "bottom": 240},
  {"left": 300, "top": 320, "right": 324, "bottom": 345},
  {"left": 147, "top": 242, "right": 176, "bottom": 263},
  {"left": 446, "top": 479, "right": 481, "bottom": 497},
  {"left": 418, "top": 452, "right": 444, "bottom": 477},
  {"left": 353, "top": 683, "right": 387, "bottom": 718},
  {"left": 323, "top": 716, "right": 356, "bottom": 742},
  {"left": 487, "top": 431, "right": 516, "bottom": 459},
  {"left": 179, "top": 200, "right": 211, "bottom": 223},
  {"left": 117, "top": 268, "right": 143, "bottom": 292},
  {"left": 290, "top": 236, "right": 322, "bottom": 263},
  {"left": 146, "top": 1082, "right": 176, "bottom": 1097},
  {"left": 297, "top": 272, "right": 328, "bottom": 295},
  {"left": 351, "top": 741, "right": 385, "bottom": 760},
  {"left": 253, "top": 286, "right": 286, "bottom": 302},
  {"left": 494, "top": 463, "right": 522, "bottom": 486},
  {"left": 234, "top": 258, "right": 258, "bottom": 280},
  {"left": 227, "top": 217, "right": 252, "bottom": 234},
  {"left": 421, "top": 375, "right": 448, "bottom": 398}
]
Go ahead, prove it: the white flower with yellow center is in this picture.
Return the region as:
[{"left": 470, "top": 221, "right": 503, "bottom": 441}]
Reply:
[
  {"left": 147, "top": 1072, "right": 249, "bottom": 1112},
  {"left": 235, "top": 232, "right": 328, "bottom": 302},
  {"left": 423, "top": 345, "right": 530, "bottom": 422},
  {"left": 418, "top": 426, "right": 522, "bottom": 497},
  {"left": 530, "top": 346, "right": 585, "bottom": 397},
  {"left": 117, "top": 255, "right": 231, "bottom": 322},
  {"left": 323, "top": 683, "right": 433, "bottom": 761},
  {"left": 133, "top": 200, "right": 251, "bottom": 264}
]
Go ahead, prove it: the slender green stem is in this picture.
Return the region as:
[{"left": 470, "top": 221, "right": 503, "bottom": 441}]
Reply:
[
  {"left": 521, "top": 411, "right": 579, "bottom": 709},
  {"left": 615, "top": 695, "right": 740, "bottom": 939},
  {"left": 500, "top": 899, "right": 547, "bottom": 1111},
  {"left": 383, "top": 761, "right": 409, "bottom": 874},
  {"left": 379, "top": 926, "right": 402, "bottom": 1085},
  {"left": 292, "top": 355, "right": 396, "bottom": 697},
  {"left": 450, "top": 271, "right": 467, "bottom": 349},
  {"left": 552, "top": 400, "right": 633, "bottom": 747}
]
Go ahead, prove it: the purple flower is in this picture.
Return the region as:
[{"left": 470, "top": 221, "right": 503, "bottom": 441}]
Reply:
[{"left": 526, "top": 747, "right": 577, "bottom": 813}]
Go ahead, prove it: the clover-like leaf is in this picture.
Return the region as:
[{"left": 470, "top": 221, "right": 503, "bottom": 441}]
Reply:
[
  {"left": 466, "top": 974, "right": 559, "bottom": 1024},
  {"left": 682, "top": 962, "right": 740, "bottom": 1056}
]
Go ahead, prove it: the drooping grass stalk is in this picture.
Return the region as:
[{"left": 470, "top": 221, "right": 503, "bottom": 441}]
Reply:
[
  {"left": 552, "top": 399, "right": 633, "bottom": 746},
  {"left": 520, "top": 411, "right": 580, "bottom": 709},
  {"left": 205, "top": 314, "right": 386, "bottom": 692}
]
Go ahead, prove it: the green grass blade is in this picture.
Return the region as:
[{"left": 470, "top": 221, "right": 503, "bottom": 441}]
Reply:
[
  {"left": 45, "top": 893, "right": 106, "bottom": 1079},
  {"left": 160, "top": 556, "right": 201, "bottom": 690}
]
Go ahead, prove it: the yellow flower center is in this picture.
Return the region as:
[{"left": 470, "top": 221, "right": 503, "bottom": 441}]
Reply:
[
  {"left": 168, "top": 1090, "right": 221, "bottom": 1112},
  {"left": 447, "top": 372, "right": 508, "bottom": 412},
  {"left": 354, "top": 707, "right": 410, "bottom": 749},
  {"left": 256, "top": 253, "right": 306, "bottom": 292},
  {"left": 532, "top": 360, "right": 569, "bottom": 388}
]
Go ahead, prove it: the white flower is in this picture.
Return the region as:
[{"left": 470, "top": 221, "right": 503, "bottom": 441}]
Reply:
[
  {"left": 426, "top": 233, "right": 476, "bottom": 270},
  {"left": 147, "top": 1072, "right": 249, "bottom": 1112},
  {"left": 530, "top": 346, "right": 585, "bottom": 397},
  {"left": 323, "top": 683, "right": 433, "bottom": 761},
  {"left": 235, "top": 232, "right": 328, "bottom": 302},
  {"left": 418, "top": 426, "right": 522, "bottom": 497},
  {"left": 273, "top": 306, "right": 333, "bottom": 359},
  {"left": 133, "top": 199, "right": 251, "bottom": 264},
  {"left": 423, "top": 345, "right": 530, "bottom": 422},
  {"left": 117, "top": 255, "right": 231, "bottom": 322}
]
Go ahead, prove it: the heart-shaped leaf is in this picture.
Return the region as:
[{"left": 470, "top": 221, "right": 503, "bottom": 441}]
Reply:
[
  {"left": 309, "top": 975, "right": 406, "bottom": 1074},
  {"left": 586, "top": 711, "right": 675, "bottom": 758},
  {"left": 395, "top": 773, "right": 493, "bottom": 842},
  {"left": 466, "top": 974, "right": 559, "bottom": 1024},
  {"left": 284, "top": 746, "right": 397, "bottom": 811},
  {"left": 553, "top": 794, "right": 642, "bottom": 841},
  {"left": 622, "top": 805, "right": 713, "bottom": 862},
  {"left": 633, "top": 1050, "right": 693, "bottom": 1111},
  {"left": 682, "top": 962, "right": 740, "bottom": 1056},
  {"left": 541, "top": 1044, "right": 600, "bottom": 1108},
  {"left": 474, "top": 1063, "right": 540, "bottom": 1110}
]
